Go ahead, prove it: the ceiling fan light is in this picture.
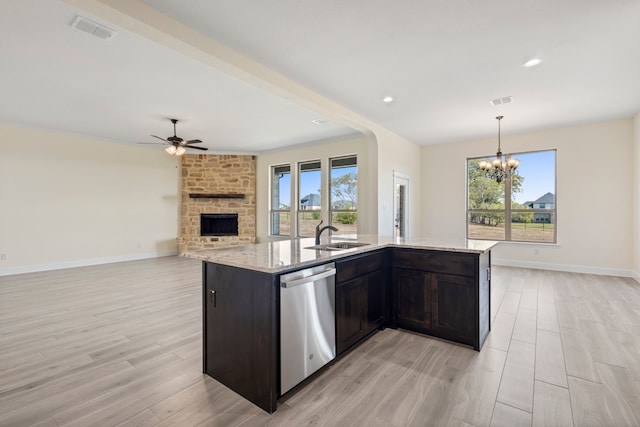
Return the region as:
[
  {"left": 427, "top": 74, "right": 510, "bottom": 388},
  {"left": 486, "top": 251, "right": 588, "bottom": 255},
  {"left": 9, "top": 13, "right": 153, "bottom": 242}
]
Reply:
[
  {"left": 175, "top": 146, "right": 186, "bottom": 156},
  {"left": 165, "top": 145, "right": 177, "bottom": 155}
]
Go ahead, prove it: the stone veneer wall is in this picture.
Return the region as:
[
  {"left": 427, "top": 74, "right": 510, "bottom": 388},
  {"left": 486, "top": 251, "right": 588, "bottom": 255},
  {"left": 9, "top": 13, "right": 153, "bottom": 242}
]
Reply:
[{"left": 178, "top": 154, "right": 256, "bottom": 253}]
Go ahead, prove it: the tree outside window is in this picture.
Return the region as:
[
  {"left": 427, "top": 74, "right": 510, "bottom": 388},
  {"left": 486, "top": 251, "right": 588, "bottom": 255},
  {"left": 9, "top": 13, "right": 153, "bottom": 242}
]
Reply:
[{"left": 330, "top": 156, "right": 357, "bottom": 236}]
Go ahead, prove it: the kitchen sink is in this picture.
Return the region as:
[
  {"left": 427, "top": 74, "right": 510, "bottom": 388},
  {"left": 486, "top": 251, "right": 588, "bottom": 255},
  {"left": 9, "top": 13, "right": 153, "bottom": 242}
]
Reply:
[{"left": 305, "top": 242, "right": 371, "bottom": 251}]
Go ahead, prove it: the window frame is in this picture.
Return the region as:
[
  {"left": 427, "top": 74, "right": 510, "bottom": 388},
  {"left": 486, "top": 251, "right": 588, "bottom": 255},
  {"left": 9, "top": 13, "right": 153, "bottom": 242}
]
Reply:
[
  {"left": 297, "top": 160, "right": 323, "bottom": 238},
  {"left": 328, "top": 155, "right": 358, "bottom": 235},
  {"left": 466, "top": 149, "right": 557, "bottom": 244},
  {"left": 269, "top": 164, "right": 291, "bottom": 236}
]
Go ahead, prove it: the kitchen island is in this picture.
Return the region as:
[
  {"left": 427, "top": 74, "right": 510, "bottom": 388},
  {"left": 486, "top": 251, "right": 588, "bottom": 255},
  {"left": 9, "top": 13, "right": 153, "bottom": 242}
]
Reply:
[{"left": 185, "top": 236, "right": 497, "bottom": 413}]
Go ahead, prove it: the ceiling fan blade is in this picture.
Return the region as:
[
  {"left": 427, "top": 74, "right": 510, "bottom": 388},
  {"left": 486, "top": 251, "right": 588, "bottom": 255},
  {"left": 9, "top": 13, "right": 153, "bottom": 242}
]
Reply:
[
  {"left": 137, "top": 142, "right": 167, "bottom": 145},
  {"left": 151, "top": 135, "right": 169, "bottom": 143},
  {"left": 185, "top": 139, "right": 203, "bottom": 144},
  {"left": 187, "top": 146, "right": 208, "bottom": 151}
]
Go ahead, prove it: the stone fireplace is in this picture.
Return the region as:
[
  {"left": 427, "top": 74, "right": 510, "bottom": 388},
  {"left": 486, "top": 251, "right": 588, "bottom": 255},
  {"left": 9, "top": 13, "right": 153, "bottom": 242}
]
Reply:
[{"left": 178, "top": 154, "right": 256, "bottom": 254}]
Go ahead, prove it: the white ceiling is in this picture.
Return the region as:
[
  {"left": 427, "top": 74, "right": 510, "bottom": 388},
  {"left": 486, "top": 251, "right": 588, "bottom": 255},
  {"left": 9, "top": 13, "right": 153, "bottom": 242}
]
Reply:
[
  {"left": 0, "top": 0, "right": 358, "bottom": 153},
  {"left": 2, "top": 0, "right": 640, "bottom": 153}
]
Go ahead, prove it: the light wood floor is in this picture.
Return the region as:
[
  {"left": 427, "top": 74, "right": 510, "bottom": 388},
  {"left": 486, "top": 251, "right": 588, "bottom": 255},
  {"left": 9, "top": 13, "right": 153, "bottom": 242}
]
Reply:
[{"left": 1, "top": 257, "right": 640, "bottom": 426}]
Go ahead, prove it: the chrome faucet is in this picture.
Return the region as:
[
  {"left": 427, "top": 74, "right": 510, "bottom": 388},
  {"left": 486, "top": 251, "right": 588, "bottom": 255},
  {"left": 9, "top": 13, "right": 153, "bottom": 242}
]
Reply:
[{"left": 315, "top": 220, "right": 338, "bottom": 245}]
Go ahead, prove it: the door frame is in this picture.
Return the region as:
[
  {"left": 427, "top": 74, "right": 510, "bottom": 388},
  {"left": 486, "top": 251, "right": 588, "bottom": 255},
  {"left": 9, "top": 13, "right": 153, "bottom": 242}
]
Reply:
[{"left": 393, "top": 171, "right": 410, "bottom": 239}]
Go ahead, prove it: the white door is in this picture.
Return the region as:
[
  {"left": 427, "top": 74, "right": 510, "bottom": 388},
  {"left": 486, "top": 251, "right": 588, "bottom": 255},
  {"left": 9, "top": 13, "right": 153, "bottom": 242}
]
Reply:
[{"left": 393, "top": 172, "right": 410, "bottom": 239}]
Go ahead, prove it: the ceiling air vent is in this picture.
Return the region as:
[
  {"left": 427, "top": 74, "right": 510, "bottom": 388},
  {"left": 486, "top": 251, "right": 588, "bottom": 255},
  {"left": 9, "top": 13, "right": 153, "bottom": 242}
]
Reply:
[
  {"left": 489, "top": 96, "right": 513, "bottom": 107},
  {"left": 71, "top": 16, "right": 116, "bottom": 41}
]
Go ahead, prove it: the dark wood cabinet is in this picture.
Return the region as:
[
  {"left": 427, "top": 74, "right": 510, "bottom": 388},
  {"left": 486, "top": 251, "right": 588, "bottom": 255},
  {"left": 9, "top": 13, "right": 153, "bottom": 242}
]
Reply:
[
  {"left": 201, "top": 244, "right": 492, "bottom": 414},
  {"left": 366, "top": 269, "right": 385, "bottom": 331},
  {"left": 394, "top": 270, "right": 475, "bottom": 343},
  {"left": 203, "top": 263, "right": 278, "bottom": 413},
  {"left": 392, "top": 248, "right": 490, "bottom": 350},
  {"left": 335, "top": 250, "right": 388, "bottom": 355},
  {"left": 431, "top": 272, "right": 475, "bottom": 342},
  {"left": 336, "top": 276, "right": 366, "bottom": 354},
  {"left": 394, "top": 268, "right": 433, "bottom": 330}
]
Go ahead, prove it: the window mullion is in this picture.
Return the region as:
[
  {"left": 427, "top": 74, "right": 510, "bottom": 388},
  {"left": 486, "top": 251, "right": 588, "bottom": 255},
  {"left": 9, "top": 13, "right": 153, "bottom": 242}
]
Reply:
[{"left": 505, "top": 175, "right": 512, "bottom": 241}]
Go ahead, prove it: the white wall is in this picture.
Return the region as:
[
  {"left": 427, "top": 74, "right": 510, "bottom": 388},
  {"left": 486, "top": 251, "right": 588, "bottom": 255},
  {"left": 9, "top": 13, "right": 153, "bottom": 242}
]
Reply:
[
  {"left": 375, "top": 127, "right": 422, "bottom": 238},
  {"left": 256, "top": 134, "right": 374, "bottom": 241},
  {"left": 421, "top": 119, "right": 634, "bottom": 276},
  {"left": 634, "top": 113, "right": 640, "bottom": 281},
  {"left": 0, "top": 124, "right": 180, "bottom": 276}
]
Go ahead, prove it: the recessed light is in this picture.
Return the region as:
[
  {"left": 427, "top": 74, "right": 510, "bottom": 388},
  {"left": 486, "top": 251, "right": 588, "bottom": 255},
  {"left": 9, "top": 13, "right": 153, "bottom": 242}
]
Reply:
[
  {"left": 382, "top": 96, "right": 394, "bottom": 103},
  {"left": 523, "top": 58, "right": 543, "bottom": 68}
]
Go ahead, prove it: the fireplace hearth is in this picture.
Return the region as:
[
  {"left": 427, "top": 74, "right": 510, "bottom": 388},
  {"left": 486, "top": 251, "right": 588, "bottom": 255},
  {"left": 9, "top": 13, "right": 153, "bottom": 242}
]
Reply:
[{"left": 201, "top": 213, "right": 239, "bottom": 236}]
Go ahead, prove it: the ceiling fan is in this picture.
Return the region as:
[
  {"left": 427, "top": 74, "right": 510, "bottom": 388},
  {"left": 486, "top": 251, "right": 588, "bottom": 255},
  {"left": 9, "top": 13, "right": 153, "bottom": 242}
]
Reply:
[{"left": 141, "top": 119, "right": 208, "bottom": 155}]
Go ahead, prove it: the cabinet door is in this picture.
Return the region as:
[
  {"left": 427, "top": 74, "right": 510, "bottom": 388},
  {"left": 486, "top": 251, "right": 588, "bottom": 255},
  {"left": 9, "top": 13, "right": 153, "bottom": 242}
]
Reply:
[
  {"left": 394, "top": 269, "right": 433, "bottom": 330},
  {"left": 336, "top": 277, "right": 366, "bottom": 355},
  {"left": 366, "top": 270, "right": 385, "bottom": 333},
  {"left": 431, "top": 273, "right": 475, "bottom": 344}
]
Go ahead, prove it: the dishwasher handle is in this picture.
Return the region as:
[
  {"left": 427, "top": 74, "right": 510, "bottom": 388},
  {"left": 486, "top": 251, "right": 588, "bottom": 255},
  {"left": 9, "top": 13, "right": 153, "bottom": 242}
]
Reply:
[{"left": 281, "top": 268, "right": 336, "bottom": 288}]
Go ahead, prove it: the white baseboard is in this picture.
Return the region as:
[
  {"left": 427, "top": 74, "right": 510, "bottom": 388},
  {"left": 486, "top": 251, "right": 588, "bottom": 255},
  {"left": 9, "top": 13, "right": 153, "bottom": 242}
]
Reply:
[
  {"left": 0, "top": 250, "right": 178, "bottom": 277},
  {"left": 493, "top": 257, "right": 635, "bottom": 279}
]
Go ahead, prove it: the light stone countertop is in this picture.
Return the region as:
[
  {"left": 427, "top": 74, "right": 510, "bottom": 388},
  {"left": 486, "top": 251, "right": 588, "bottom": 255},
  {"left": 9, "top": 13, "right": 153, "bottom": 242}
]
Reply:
[{"left": 183, "top": 235, "right": 499, "bottom": 274}]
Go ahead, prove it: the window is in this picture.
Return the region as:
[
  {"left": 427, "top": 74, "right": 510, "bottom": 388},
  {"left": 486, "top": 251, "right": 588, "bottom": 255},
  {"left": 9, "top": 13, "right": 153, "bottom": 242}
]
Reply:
[
  {"left": 298, "top": 160, "right": 322, "bottom": 237},
  {"left": 329, "top": 156, "right": 358, "bottom": 236},
  {"left": 270, "top": 164, "right": 291, "bottom": 236},
  {"left": 467, "top": 150, "right": 556, "bottom": 243},
  {"left": 270, "top": 155, "right": 359, "bottom": 237}
]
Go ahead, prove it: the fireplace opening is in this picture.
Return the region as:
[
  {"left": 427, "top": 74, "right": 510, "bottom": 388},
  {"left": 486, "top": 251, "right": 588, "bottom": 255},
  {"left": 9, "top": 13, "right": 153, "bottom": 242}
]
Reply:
[{"left": 200, "top": 213, "right": 239, "bottom": 236}]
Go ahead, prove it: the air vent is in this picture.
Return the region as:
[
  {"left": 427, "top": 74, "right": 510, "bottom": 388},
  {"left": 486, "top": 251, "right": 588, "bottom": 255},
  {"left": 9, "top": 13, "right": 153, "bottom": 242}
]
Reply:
[
  {"left": 489, "top": 96, "right": 513, "bottom": 107},
  {"left": 71, "top": 16, "right": 116, "bottom": 40}
]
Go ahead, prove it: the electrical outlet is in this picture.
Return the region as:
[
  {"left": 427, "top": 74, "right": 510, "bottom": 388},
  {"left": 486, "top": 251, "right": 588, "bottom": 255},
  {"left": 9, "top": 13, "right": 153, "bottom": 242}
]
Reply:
[{"left": 0, "top": 253, "right": 7, "bottom": 261}]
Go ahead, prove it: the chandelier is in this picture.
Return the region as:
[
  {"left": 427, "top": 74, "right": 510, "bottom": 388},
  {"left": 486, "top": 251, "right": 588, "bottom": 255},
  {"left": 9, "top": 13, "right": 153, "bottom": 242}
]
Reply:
[{"left": 478, "top": 115, "right": 519, "bottom": 183}]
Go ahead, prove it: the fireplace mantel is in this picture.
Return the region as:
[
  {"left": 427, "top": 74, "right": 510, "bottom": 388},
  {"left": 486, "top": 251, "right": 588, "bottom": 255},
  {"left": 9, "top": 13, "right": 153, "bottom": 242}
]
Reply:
[{"left": 188, "top": 193, "right": 245, "bottom": 199}]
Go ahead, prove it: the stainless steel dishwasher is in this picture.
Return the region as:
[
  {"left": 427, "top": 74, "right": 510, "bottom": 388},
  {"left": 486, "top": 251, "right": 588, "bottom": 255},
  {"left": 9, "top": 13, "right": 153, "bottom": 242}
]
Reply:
[{"left": 280, "top": 262, "right": 336, "bottom": 395}]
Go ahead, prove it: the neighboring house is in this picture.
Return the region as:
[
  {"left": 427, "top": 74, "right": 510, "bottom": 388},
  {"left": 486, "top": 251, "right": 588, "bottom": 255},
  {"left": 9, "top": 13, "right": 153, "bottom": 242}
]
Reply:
[
  {"left": 300, "top": 193, "right": 321, "bottom": 210},
  {"left": 525, "top": 192, "right": 555, "bottom": 223}
]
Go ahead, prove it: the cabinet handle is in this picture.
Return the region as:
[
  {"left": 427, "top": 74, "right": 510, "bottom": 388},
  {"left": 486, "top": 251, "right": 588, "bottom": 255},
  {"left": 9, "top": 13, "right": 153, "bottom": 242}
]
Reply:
[{"left": 210, "top": 289, "right": 216, "bottom": 307}]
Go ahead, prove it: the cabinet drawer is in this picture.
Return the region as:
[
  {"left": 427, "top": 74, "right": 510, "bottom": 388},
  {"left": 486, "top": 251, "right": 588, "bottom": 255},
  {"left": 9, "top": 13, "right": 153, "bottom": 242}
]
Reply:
[
  {"left": 336, "top": 250, "right": 385, "bottom": 284},
  {"left": 393, "top": 249, "right": 476, "bottom": 277}
]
